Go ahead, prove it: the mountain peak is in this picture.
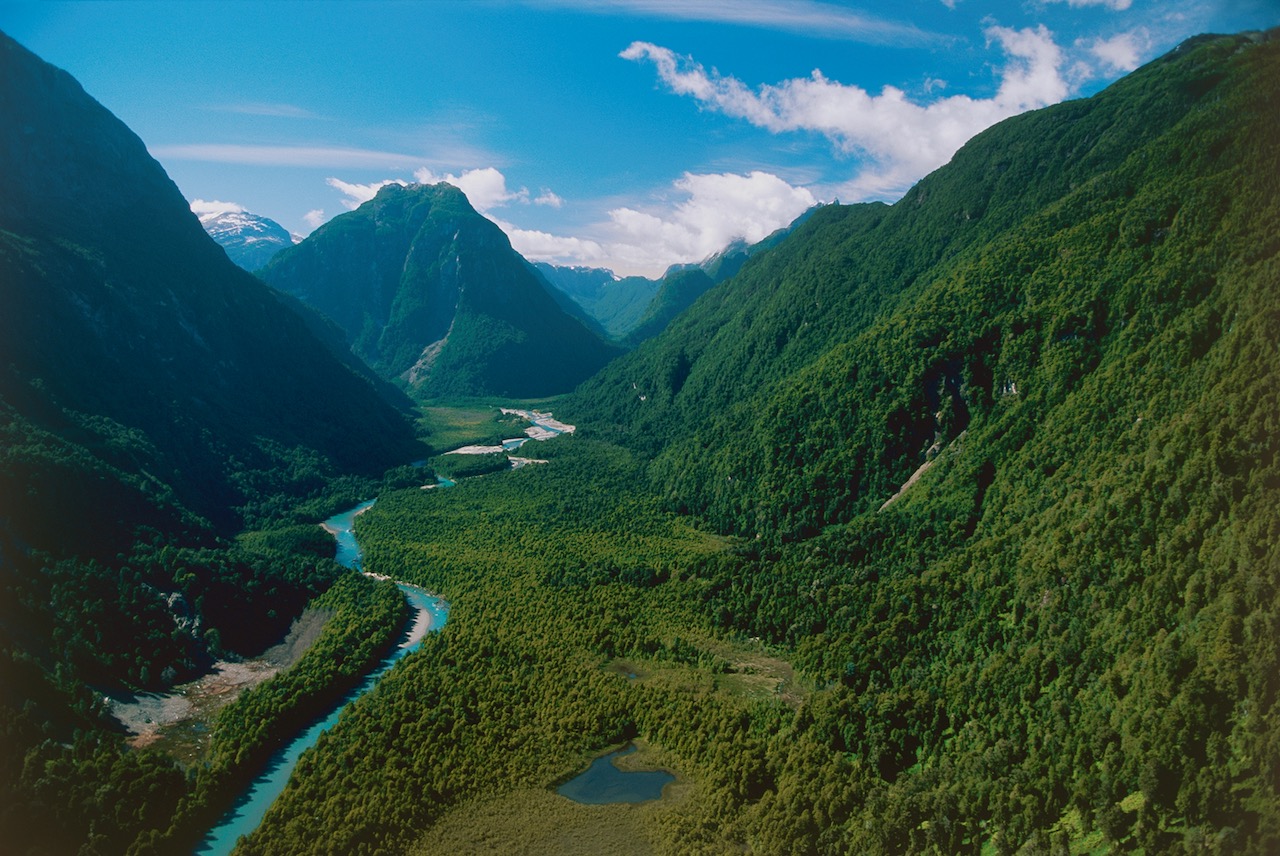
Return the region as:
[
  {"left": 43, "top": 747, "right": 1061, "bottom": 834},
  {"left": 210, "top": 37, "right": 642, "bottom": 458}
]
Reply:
[{"left": 262, "top": 181, "right": 620, "bottom": 398}]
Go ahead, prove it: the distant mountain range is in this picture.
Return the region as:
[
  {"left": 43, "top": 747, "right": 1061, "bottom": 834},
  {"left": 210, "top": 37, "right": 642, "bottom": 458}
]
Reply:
[
  {"left": 199, "top": 209, "right": 295, "bottom": 271},
  {"left": 535, "top": 207, "right": 818, "bottom": 345},
  {"left": 260, "top": 183, "right": 621, "bottom": 398}
]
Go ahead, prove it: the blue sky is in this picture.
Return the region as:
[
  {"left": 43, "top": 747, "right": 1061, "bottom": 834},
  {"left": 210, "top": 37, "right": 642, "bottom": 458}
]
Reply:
[{"left": 3, "top": 0, "right": 1276, "bottom": 276}]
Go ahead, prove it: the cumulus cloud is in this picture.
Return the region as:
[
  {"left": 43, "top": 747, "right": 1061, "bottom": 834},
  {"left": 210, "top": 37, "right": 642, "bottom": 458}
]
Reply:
[
  {"left": 534, "top": 190, "right": 565, "bottom": 208},
  {"left": 318, "top": 166, "right": 812, "bottom": 276},
  {"left": 623, "top": 24, "right": 1071, "bottom": 200},
  {"left": 1085, "top": 30, "right": 1146, "bottom": 72},
  {"left": 190, "top": 198, "right": 245, "bottom": 217},
  {"left": 325, "top": 177, "right": 407, "bottom": 210},
  {"left": 506, "top": 170, "right": 818, "bottom": 278},
  {"left": 303, "top": 209, "right": 327, "bottom": 230},
  {"left": 413, "top": 166, "right": 531, "bottom": 212}
]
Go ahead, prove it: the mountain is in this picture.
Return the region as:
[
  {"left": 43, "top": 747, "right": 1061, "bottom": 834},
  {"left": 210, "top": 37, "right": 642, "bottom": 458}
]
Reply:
[
  {"left": 260, "top": 183, "right": 621, "bottom": 398},
  {"left": 0, "top": 29, "right": 433, "bottom": 851},
  {"left": 620, "top": 267, "right": 714, "bottom": 347},
  {"left": 532, "top": 263, "right": 660, "bottom": 339},
  {"left": 559, "top": 30, "right": 1280, "bottom": 849},
  {"left": 537, "top": 209, "right": 816, "bottom": 345},
  {"left": 0, "top": 32, "right": 420, "bottom": 543},
  {"left": 0, "top": 27, "right": 424, "bottom": 671},
  {"left": 199, "top": 208, "right": 294, "bottom": 271}
]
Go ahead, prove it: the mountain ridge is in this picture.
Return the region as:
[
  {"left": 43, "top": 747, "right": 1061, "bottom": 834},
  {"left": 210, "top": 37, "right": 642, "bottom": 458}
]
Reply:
[{"left": 261, "top": 183, "right": 621, "bottom": 398}]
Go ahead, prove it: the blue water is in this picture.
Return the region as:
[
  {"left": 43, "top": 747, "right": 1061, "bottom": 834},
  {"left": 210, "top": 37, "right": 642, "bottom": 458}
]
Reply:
[
  {"left": 194, "top": 500, "right": 448, "bottom": 855},
  {"left": 322, "top": 499, "right": 376, "bottom": 571},
  {"left": 556, "top": 745, "right": 674, "bottom": 805}
]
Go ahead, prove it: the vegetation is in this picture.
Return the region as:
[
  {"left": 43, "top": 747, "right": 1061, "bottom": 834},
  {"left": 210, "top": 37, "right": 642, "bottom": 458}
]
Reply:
[
  {"left": 238, "top": 32, "right": 1279, "bottom": 855},
  {"left": 4, "top": 27, "right": 1279, "bottom": 856},
  {"left": 260, "top": 183, "right": 621, "bottom": 398}
]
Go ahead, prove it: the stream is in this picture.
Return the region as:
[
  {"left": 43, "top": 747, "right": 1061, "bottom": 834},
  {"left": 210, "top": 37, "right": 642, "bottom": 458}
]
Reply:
[{"left": 193, "top": 410, "right": 571, "bottom": 854}]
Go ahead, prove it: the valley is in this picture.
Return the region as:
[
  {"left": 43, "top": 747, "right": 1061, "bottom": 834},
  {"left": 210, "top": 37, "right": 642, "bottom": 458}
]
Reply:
[{"left": 1, "top": 18, "right": 1278, "bottom": 856}]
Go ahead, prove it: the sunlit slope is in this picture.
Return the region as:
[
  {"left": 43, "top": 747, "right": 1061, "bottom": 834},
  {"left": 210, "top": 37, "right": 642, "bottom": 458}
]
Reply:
[
  {"left": 568, "top": 32, "right": 1278, "bottom": 539},
  {"left": 262, "top": 183, "right": 621, "bottom": 398}
]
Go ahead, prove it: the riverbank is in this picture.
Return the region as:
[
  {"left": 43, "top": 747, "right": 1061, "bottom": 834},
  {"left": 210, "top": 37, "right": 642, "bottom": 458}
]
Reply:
[{"left": 106, "top": 607, "right": 334, "bottom": 761}]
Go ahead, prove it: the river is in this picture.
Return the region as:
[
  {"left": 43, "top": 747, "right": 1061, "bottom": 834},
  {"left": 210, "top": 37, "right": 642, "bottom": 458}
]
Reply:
[
  {"left": 194, "top": 410, "right": 572, "bottom": 854},
  {"left": 193, "top": 502, "right": 448, "bottom": 856}
]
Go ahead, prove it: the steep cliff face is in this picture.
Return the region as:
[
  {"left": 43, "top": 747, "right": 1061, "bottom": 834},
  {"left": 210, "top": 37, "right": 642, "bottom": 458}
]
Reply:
[
  {"left": 261, "top": 183, "right": 621, "bottom": 398},
  {"left": 0, "top": 31, "right": 421, "bottom": 544}
]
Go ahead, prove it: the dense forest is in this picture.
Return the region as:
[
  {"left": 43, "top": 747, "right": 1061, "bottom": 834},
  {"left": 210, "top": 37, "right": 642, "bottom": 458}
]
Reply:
[
  {"left": 225, "top": 31, "right": 1279, "bottom": 856},
  {"left": 1, "top": 25, "right": 1277, "bottom": 856}
]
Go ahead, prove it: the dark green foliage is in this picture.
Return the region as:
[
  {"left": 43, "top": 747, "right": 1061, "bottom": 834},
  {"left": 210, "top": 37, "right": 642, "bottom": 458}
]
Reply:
[
  {"left": 429, "top": 451, "right": 511, "bottom": 479},
  {"left": 0, "top": 31, "right": 424, "bottom": 855},
  {"left": 532, "top": 262, "right": 661, "bottom": 339},
  {"left": 5, "top": 26, "right": 1280, "bottom": 856},
  {"left": 236, "top": 438, "right": 729, "bottom": 854},
  {"left": 621, "top": 268, "right": 715, "bottom": 347},
  {"left": 261, "top": 184, "right": 621, "bottom": 398}
]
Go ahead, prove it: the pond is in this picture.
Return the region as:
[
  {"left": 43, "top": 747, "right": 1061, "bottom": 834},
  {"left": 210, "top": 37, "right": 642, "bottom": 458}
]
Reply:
[{"left": 556, "top": 745, "right": 674, "bottom": 805}]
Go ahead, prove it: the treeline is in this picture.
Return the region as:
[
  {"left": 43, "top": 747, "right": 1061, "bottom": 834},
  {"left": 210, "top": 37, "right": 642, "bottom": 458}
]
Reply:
[
  {"left": 163, "top": 573, "right": 408, "bottom": 854},
  {"left": 234, "top": 439, "right": 739, "bottom": 853}
]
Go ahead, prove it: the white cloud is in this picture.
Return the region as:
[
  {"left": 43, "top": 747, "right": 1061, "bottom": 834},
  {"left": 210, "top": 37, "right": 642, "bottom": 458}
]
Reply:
[
  {"left": 534, "top": 190, "right": 564, "bottom": 208},
  {"left": 497, "top": 221, "right": 609, "bottom": 266},
  {"left": 505, "top": 170, "right": 818, "bottom": 278},
  {"left": 319, "top": 166, "right": 811, "bottom": 277},
  {"left": 528, "top": 0, "right": 943, "bottom": 45},
  {"left": 190, "top": 198, "right": 244, "bottom": 217},
  {"left": 1043, "top": 0, "right": 1131, "bottom": 9},
  {"left": 325, "top": 177, "right": 407, "bottom": 210},
  {"left": 303, "top": 209, "right": 327, "bottom": 230},
  {"left": 1085, "top": 30, "right": 1146, "bottom": 72},
  {"left": 414, "top": 166, "right": 530, "bottom": 212},
  {"left": 623, "top": 24, "right": 1071, "bottom": 200}
]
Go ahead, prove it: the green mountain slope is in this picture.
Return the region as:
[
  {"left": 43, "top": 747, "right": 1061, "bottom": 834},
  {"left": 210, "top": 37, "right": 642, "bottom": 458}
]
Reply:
[
  {"left": 0, "top": 30, "right": 431, "bottom": 853},
  {"left": 532, "top": 262, "right": 661, "bottom": 339},
  {"left": 621, "top": 267, "right": 715, "bottom": 347},
  {"left": 0, "top": 33, "right": 420, "bottom": 544},
  {"left": 555, "top": 30, "right": 1280, "bottom": 850},
  {"left": 261, "top": 184, "right": 621, "bottom": 398},
  {"left": 569, "top": 31, "right": 1279, "bottom": 538}
]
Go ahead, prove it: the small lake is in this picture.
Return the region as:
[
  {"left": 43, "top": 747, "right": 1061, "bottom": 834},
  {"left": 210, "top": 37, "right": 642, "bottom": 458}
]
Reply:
[{"left": 556, "top": 745, "right": 674, "bottom": 805}]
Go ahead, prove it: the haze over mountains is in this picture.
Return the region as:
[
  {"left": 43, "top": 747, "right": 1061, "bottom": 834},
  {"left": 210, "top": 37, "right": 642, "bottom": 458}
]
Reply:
[{"left": 1, "top": 22, "right": 1278, "bottom": 856}]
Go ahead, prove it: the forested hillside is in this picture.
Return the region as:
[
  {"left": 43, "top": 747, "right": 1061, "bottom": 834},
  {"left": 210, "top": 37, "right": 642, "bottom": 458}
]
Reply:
[
  {"left": 561, "top": 29, "right": 1280, "bottom": 850},
  {"left": 3, "top": 24, "right": 1277, "bottom": 856},
  {"left": 261, "top": 183, "right": 621, "bottom": 398},
  {"left": 228, "top": 30, "right": 1278, "bottom": 856},
  {"left": 0, "top": 30, "right": 425, "bottom": 853}
]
